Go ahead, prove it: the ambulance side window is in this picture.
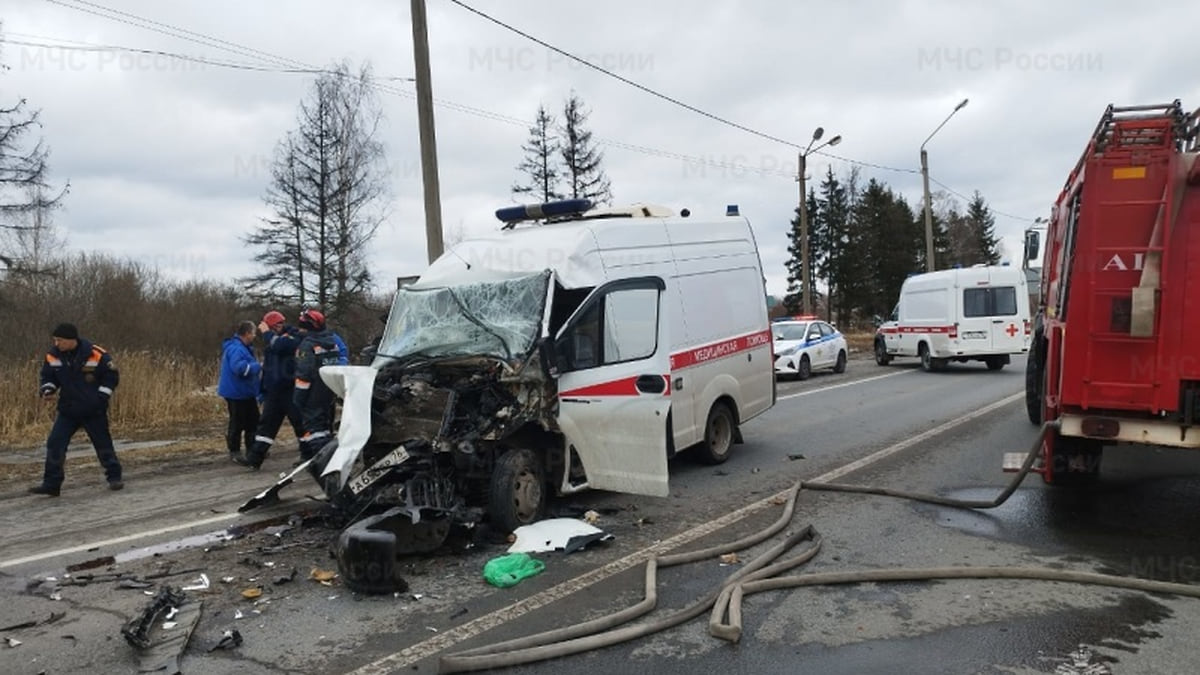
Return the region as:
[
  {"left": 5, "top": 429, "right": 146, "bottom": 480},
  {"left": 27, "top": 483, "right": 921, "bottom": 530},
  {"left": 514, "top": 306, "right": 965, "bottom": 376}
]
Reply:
[
  {"left": 602, "top": 288, "right": 659, "bottom": 363},
  {"left": 557, "top": 278, "right": 663, "bottom": 372}
]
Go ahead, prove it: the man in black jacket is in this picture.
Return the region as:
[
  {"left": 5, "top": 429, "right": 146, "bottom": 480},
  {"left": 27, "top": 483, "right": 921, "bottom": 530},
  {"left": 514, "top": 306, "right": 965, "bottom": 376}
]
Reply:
[
  {"left": 293, "top": 309, "right": 344, "bottom": 461},
  {"left": 30, "top": 323, "right": 124, "bottom": 497}
]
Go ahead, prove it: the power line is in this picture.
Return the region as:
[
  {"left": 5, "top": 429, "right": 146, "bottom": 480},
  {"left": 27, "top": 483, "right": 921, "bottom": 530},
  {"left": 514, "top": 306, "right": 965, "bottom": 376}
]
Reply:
[
  {"left": 929, "top": 177, "right": 1038, "bottom": 222},
  {"left": 447, "top": 0, "right": 803, "bottom": 150},
  {"left": 40, "top": 0, "right": 1032, "bottom": 218},
  {"left": 2, "top": 36, "right": 415, "bottom": 79},
  {"left": 448, "top": 0, "right": 926, "bottom": 179}
]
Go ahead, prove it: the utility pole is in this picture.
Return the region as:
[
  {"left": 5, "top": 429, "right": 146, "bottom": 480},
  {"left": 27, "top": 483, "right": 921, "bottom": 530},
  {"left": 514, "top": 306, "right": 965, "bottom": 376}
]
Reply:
[
  {"left": 798, "top": 151, "right": 811, "bottom": 316},
  {"left": 919, "top": 98, "right": 969, "bottom": 273},
  {"left": 797, "top": 127, "right": 841, "bottom": 316},
  {"left": 920, "top": 148, "right": 935, "bottom": 273},
  {"left": 411, "top": 0, "right": 444, "bottom": 263}
]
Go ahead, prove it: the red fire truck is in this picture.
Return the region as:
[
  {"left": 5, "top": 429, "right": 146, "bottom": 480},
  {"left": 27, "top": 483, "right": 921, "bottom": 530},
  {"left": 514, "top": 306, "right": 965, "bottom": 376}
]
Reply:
[{"left": 1023, "top": 100, "right": 1200, "bottom": 483}]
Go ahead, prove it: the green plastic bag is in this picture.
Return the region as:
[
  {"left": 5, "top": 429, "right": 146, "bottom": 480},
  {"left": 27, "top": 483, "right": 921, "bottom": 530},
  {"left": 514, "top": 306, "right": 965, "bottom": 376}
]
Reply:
[{"left": 483, "top": 553, "right": 545, "bottom": 588}]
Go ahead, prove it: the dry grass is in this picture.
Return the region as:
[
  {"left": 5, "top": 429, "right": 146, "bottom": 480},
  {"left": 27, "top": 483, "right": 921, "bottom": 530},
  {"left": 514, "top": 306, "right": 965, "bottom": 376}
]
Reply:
[
  {"left": 844, "top": 331, "right": 876, "bottom": 353},
  {"left": 0, "top": 350, "right": 225, "bottom": 448}
]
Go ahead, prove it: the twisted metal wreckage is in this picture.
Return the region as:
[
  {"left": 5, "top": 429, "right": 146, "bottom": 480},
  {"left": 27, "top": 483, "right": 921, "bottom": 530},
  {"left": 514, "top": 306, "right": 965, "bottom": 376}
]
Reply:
[{"left": 239, "top": 272, "right": 567, "bottom": 590}]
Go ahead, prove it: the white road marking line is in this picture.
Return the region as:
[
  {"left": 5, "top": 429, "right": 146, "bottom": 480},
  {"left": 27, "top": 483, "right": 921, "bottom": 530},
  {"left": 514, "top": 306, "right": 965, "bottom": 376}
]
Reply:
[
  {"left": 777, "top": 370, "right": 907, "bottom": 401},
  {"left": 0, "top": 512, "right": 239, "bottom": 570},
  {"left": 347, "top": 390, "right": 1023, "bottom": 674},
  {"left": 812, "top": 391, "right": 1023, "bottom": 483}
]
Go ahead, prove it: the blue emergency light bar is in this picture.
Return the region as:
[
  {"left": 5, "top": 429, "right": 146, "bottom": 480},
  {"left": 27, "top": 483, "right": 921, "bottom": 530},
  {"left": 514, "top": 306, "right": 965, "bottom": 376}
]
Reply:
[{"left": 495, "top": 198, "right": 594, "bottom": 225}]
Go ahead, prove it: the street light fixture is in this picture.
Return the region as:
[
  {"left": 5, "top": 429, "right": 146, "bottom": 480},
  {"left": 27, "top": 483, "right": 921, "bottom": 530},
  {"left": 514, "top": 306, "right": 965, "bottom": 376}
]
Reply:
[
  {"left": 920, "top": 97, "right": 969, "bottom": 273},
  {"left": 799, "top": 127, "right": 842, "bottom": 316}
]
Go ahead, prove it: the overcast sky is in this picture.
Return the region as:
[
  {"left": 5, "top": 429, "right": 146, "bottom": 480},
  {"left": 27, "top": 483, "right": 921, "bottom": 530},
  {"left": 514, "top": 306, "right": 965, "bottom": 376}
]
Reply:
[{"left": 3, "top": 0, "right": 1197, "bottom": 300}]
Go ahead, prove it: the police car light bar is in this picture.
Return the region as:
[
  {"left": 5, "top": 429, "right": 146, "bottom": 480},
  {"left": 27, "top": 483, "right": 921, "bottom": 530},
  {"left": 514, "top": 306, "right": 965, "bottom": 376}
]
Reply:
[{"left": 495, "top": 198, "right": 594, "bottom": 225}]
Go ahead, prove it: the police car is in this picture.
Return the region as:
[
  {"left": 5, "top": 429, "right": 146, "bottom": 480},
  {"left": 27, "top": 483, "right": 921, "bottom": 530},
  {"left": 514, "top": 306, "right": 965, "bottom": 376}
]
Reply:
[{"left": 771, "top": 316, "right": 848, "bottom": 380}]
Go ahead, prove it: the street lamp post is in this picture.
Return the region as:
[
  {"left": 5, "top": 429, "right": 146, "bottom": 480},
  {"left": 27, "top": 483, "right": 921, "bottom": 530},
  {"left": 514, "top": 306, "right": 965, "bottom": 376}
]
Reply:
[
  {"left": 798, "top": 127, "right": 842, "bottom": 316},
  {"left": 920, "top": 98, "right": 968, "bottom": 273}
]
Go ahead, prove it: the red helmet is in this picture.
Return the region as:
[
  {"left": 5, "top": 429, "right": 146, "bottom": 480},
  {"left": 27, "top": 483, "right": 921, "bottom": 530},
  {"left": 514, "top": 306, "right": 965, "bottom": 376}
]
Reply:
[
  {"left": 298, "top": 309, "right": 325, "bottom": 330},
  {"left": 262, "top": 310, "right": 285, "bottom": 328}
]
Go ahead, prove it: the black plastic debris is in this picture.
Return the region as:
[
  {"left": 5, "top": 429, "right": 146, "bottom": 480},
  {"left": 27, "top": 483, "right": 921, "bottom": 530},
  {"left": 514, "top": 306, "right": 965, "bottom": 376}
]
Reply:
[
  {"left": 334, "top": 508, "right": 413, "bottom": 595},
  {"left": 207, "top": 629, "right": 243, "bottom": 652},
  {"left": 562, "top": 531, "right": 614, "bottom": 554},
  {"left": 118, "top": 579, "right": 154, "bottom": 590},
  {"left": 121, "top": 586, "right": 202, "bottom": 675}
]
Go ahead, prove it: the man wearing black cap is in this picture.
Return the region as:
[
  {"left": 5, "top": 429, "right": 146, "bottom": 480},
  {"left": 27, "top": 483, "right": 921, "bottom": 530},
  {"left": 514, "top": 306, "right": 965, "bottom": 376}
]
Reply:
[{"left": 30, "top": 323, "right": 124, "bottom": 497}]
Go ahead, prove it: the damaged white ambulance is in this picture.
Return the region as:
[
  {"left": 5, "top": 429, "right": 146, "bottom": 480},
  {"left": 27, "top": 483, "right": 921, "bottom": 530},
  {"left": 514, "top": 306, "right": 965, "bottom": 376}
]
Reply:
[{"left": 242, "top": 199, "right": 775, "bottom": 567}]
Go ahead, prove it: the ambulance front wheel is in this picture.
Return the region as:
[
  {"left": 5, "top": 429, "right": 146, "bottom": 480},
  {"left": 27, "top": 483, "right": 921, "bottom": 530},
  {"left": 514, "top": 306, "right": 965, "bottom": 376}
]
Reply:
[
  {"left": 697, "top": 402, "right": 735, "bottom": 465},
  {"left": 488, "top": 449, "right": 546, "bottom": 535},
  {"left": 874, "top": 338, "right": 892, "bottom": 366}
]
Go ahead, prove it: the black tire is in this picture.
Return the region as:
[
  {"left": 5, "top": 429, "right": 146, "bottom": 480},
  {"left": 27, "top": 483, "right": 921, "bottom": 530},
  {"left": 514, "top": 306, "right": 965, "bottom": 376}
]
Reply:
[
  {"left": 874, "top": 339, "right": 892, "bottom": 366},
  {"left": 919, "top": 343, "right": 937, "bottom": 372},
  {"left": 797, "top": 355, "right": 812, "bottom": 380},
  {"left": 985, "top": 357, "right": 1005, "bottom": 371},
  {"left": 488, "top": 449, "right": 546, "bottom": 534},
  {"left": 1025, "top": 340, "right": 1044, "bottom": 425},
  {"left": 833, "top": 350, "right": 847, "bottom": 374},
  {"left": 696, "top": 402, "right": 735, "bottom": 465}
]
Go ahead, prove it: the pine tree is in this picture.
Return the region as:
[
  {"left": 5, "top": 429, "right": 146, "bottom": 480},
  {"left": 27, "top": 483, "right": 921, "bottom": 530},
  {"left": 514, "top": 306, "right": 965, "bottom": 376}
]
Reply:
[
  {"left": 560, "top": 93, "right": 612, "bottom": 205},
  {"left": 512, "top": 105, "right": 562, "bottom": 202},
  {"left": 965, "top": 191, "right": 1001, "bottom": 264},
  {"left": 242, "top": 62, "right": 388, "bottom": 315}
]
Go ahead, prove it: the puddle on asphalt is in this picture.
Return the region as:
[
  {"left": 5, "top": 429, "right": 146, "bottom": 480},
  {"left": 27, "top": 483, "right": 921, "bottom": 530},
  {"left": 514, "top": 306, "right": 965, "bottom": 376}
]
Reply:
[{"left": 913, "top": 477, "right": 1200, "bottom": 593}]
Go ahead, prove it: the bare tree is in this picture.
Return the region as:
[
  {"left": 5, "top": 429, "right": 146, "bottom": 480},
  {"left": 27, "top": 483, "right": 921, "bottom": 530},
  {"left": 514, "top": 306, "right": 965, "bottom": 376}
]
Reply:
[
  {"left": 512, "top": 105, "right": 562, "bottom": 202},
  {"left": 242, "top": 61, "right": 389, "bottom": 317},
  {"left": 560, "top": 93, "right": 612, "bottom": 205}
]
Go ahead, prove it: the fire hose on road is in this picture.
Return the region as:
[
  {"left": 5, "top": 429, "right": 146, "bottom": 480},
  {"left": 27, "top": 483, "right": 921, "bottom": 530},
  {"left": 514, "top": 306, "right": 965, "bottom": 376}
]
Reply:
[{"left": 438, "top": 421, "right": 1200, "bottom": 673}]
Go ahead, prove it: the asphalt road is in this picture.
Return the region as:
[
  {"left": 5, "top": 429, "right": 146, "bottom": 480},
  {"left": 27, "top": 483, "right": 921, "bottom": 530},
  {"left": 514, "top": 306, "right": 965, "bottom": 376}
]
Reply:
[{"left": 3, "top": 353, "right": 1199, "bottom": 674}]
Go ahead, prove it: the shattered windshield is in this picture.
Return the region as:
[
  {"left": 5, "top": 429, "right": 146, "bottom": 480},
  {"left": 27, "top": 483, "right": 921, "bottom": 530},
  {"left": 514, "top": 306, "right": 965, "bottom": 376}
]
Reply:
[{"left": 377, "top": 271, "right": 550, "bottom": 361}]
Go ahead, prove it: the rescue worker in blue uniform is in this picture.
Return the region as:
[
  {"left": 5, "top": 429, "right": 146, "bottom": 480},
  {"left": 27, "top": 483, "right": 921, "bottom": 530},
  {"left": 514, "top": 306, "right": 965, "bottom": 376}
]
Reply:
[
  {"left": 217, "top": 320, "right": 262, "bottom": 462},
  {"left": 30, "top": 323, "right": 123, "bottom": 496},
  {"left": 293, "top": 309, "right": 344, "bottom": 461},
  {"left": 235, "top": 310, "right": 303, "bottom": 470}
]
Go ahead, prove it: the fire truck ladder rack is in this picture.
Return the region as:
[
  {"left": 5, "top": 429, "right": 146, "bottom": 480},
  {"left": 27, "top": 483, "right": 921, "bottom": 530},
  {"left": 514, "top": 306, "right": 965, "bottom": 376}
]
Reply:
[{"left": 1087, "top": 100, "right": 1190, "bottom": 154}]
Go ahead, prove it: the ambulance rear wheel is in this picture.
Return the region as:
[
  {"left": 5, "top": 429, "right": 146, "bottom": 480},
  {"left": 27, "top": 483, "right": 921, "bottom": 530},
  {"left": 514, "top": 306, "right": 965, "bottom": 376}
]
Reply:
[
  {"left": 488, "top": 449, "right": 546, "bottom": 535},
  {"left": 797, "top": 355, "right": 812, "bottom": 380},
  {"left": 697, "top": 402, "right": 735, "bottom": 465},
  {"left": 833, "top": 350, "right": 847, "bottom": 373},
  {"left": 916, "top": 343, "right": 945, "bottom": 369}
]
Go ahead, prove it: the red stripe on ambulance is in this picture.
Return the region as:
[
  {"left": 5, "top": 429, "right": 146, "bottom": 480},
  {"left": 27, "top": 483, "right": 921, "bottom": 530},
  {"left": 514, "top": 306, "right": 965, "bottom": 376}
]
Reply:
[{"left": 669, "top": 328, "right": 773, "bottom": 370}]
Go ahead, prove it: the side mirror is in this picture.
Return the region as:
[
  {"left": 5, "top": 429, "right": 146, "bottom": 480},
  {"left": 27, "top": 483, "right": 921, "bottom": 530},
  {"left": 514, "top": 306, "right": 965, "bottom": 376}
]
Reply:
[
  {"left": 1024, "top": 230, "right": 1041, "bottom": 264},
  {"left": 872, "top": 315, "right": 883, "bottom": 328},
  {"left": 538, "top": 338, "right": 561, "bottom": 378}
]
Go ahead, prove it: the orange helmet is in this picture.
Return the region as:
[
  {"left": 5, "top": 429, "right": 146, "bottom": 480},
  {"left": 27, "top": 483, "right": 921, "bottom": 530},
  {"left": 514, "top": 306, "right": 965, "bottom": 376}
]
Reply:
[{"left": 298, "top": 309, "right": 325, "bottom": 330}]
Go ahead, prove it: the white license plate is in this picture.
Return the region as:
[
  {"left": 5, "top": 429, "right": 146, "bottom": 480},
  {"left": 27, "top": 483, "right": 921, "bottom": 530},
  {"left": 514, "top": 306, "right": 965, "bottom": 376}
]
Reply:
[
  {"left": 963, "top": 331, "right": 988, "bottom": 340},
  {"left": 347, "top": 445, "right": 411, "bottom": 494}
]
